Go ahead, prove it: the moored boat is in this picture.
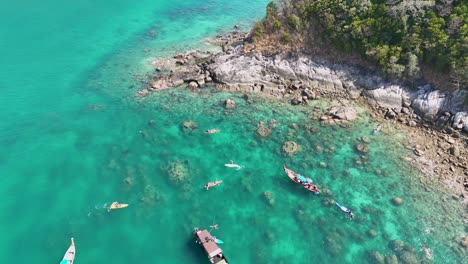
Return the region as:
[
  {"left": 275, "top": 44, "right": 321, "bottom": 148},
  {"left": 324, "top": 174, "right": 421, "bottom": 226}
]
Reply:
[
  {"left": 283, "top": 164, "right": 320, "bottom": 194},
  {"left": 194, "top": 228, "right": 229, "bottom": 264},
  {"left": 59, "top": 238, "right": 75, "bottom": 264}
]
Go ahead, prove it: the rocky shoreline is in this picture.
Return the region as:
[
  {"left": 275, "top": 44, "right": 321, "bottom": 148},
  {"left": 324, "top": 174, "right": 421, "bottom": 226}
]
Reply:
[{"left": 140, "top": 32, "right": 467, "bottom": 206}]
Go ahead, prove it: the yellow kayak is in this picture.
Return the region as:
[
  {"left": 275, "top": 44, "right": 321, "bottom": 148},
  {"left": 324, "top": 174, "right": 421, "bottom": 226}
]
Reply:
[{"left": 109, "top": 202, "right": 128, "bottom": 210}]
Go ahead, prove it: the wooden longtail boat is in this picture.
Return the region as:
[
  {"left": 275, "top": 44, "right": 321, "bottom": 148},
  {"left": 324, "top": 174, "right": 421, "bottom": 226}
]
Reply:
[
  {"left": 59, "top": 238, "right": 75, "bottom": 264},
  {"left": 283, "top": 165, "right": 320, "bottom": 194},
  {"left": 194, "top": 228, "right": 229, "bottom": 264}
]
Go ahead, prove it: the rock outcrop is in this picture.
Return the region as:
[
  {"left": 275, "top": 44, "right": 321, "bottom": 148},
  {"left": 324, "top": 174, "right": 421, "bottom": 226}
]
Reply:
[{"left": 146, "top": 36, "right": 467, "bottom": 133}]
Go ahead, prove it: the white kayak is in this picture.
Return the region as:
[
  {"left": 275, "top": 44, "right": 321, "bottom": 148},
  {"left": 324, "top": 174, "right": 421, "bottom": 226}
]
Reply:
[
  {"left": 59, "top": 238, "right": 75, "bottom": 264},
  {"left": 336, "top": 202, "right": 350, "bottom": 212},
  {"left": 225, "top": 161, "right": 241, "bottom": 169},
  {"left": 225, "top": 163, "right": 240, "bottom": 168}
]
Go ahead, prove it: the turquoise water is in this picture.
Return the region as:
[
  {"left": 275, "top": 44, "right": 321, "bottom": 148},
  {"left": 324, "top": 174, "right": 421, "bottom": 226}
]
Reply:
[{"left": 0, "top": 1, "right": 465, "bottom": 263}]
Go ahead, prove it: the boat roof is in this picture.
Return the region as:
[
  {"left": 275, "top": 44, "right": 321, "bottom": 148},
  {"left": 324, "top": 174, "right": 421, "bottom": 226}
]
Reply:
[{"left": 195, "top": 230, "right": 222, "bottom": 258}]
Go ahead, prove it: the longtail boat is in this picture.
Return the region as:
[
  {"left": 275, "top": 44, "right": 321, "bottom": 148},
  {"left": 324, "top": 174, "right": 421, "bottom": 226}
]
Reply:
[
  {"left": 59, "top": 238, "right": 75, "bottom": 264},
  {"left": 194, "top": 228, "right": 229, "bottom": 264},
  {"left": 283, "top": 164, "right": 319, "bottom": 194}
]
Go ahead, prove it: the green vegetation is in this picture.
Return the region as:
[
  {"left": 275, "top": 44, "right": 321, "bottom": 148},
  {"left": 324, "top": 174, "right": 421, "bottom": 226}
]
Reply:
[
  {"left": 253, "top": 21, "right": 265, "bottom": 37},
  {"left": 281, "top": 32, "right": 291, "bottom": 43},
  {"left": 273, "top": 19, "right": 282, "bottom": 30},
  {"left": 288, "top": 14, "right": 301, "bottom": 31},
  {"left": 260, "top": 0, "right": 467, "bottom": 89}
]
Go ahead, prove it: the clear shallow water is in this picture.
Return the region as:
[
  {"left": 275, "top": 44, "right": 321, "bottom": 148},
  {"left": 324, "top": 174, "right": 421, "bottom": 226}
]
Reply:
[{"left": 0, "top": 0, "right": 465, "bottom": 263}]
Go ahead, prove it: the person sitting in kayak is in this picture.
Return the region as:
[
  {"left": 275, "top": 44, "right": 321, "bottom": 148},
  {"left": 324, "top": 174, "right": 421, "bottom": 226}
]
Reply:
[
  {"left": 346, "top": 210, "right": 354, "bottom": 220},
  {"left": 373, "top": 125, "right": 382, "bottom": 134}
]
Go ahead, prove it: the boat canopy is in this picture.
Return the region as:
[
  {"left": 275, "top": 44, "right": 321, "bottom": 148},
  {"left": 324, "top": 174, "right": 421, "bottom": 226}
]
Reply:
[{"left": 296, "top": 175, "right": 307, "bottom": 182}]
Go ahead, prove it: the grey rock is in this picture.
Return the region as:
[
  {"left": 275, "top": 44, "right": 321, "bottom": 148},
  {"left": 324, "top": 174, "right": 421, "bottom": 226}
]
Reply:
[
  {"left": 449, "top": 146, "right": 460, "bottom": 156},
  {"left": 224, "top": 99, "right": 236, "bottom": 109},
  {"left": 188, "top": 81, "right": 198, "bottom": 90},
  {"left": 328, "top": 106, "right": 358, "bottom": 121},
  {"left": 385, "top": 109, "right": 396, "bottom": 119},
  {"left": 391, "top": 197, "right": 404, "bottom": 206},
  {"left": 365, "top": 85, "right": 410, "bottom": 111},
  {"left": 452, "top": 112, "right": 468, "bottom": 130},
  {"left": 408, "top": 120, "right": 417, "bottom": 127}
]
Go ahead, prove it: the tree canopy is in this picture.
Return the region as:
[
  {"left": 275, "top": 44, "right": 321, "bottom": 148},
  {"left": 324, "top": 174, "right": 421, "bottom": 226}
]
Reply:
[{"left": 258, "top": 0, "right": 467, "bottom": 89}]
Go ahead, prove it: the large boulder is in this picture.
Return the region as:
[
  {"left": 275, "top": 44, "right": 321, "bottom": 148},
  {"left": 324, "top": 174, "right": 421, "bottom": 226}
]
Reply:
[
  {"left": 412, "top": 88, "right": 446, "bottom": 120},
  {"left": 328, "top": 106, "right": 358, "bottom": 121},
  {"left": 452, "top": 112, "right": 468, "bottom": 130},
  {"left": 256, "top": 122, "right": 272, "bottom": 138},
  {"left": 224, "top": 99, "right": 236, "bottom": 109},
  {"left": 365, "top": 85, "right": 411, "bottom": 111}
]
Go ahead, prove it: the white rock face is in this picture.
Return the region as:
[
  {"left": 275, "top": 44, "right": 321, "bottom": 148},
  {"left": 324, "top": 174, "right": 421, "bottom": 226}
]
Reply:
[
  {"left": 365, "top": 85, "right": 412, "bottom": 110},
  {"left": 412, "top": 89, "right": 446, "bottom": 120},
  {"left": 452, "top": 112, "right": 468, "bottom": 130}
]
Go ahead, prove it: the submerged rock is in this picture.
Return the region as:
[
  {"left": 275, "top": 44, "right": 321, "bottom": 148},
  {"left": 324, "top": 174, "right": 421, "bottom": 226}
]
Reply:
[
  {"left": 181, "top": 120, "right": 198, "bottom": 132},
  {"left": 391, "top": 197, "right": 404, "bottom": 206},
  {"left": 282, "top": 141, "right": 301, "bottom": 156},
  {"left": 360, "top": 136, "right": 371, "bottom": 143},
  {"left": 460, "top": 236, "right": 468, "bottom": 248},
  {"left": 398, "top": 250, "right": 419, "bottom": 264},
  {"left": 367, "top": 229, "right": 378, "bottom": 238},
  {"left": 263, "top": 191, "right": 275, "bottom": 206},
  {"left": 166, "top": 161, "right": 189, "bottom": 184},
  {"left": 367, "top": 250, "right": 385, "bottom": 264},
  {"left": 355, "top": 144, "right": 370, "bottom": 154},
  {"left": 256, "top": 121, "right": 272, "bottom": 138},
  {"left": 389, "top": 240, "right": 405, "bottom": 252},
  {"left": 385, "top": 255, "right": 399, "bottom": 264}
]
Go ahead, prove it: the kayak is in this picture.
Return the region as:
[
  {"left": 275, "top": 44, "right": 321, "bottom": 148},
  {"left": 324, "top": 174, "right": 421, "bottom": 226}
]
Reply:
[
  {"left": 225, "top": 163, "right": 241, "bottom": 169},
  {"left": 109, "top": 202, "right": 129, "bottom": 210},
  {"left": 204, "top": 129, "right": 220, "bottom": 134},
  {"left": 59, "top": 238, "right": 75, "bottom": 264},
  {"left": 283, "top": 165, "right": 320, "bottom": 194},
  {"left": 213, "top": 237, "right": 224, "bottom": 244},
  {"left": 335, "top": 202, "right": 349, "bottom": 212},
  {"left": 373, "top": 125, "right": 382, "bottom": 134},
  {"left": 205, "top": 180, "right": 223, "bottom": 190}
]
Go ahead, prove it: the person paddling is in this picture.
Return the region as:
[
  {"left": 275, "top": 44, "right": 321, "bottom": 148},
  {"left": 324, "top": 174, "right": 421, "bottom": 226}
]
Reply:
[
  {"left": 373, "top": 125, "right": 382, "bottom": 134},
  {"left": 346, "top": 209, "right": 354, "bottom": 220},
  {"left": 336, "top": 202, "right": 354, "bottom": 220}
]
